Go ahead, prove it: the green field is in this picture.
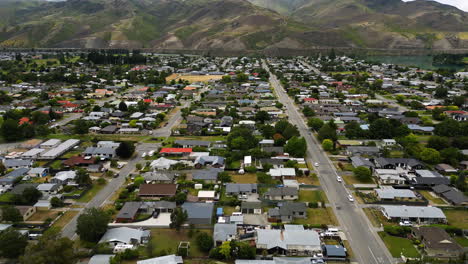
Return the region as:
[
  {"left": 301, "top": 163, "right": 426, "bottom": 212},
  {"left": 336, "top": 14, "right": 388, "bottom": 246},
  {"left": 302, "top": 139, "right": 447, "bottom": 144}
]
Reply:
[
  {"left": 378, "top": 232, "right": 420, "bottom": 258},
  {"left": 298, "top": 190, "right": 329, "bottom": 203},
  {"left": 148, "top": 229, "right": 212, "bottom": 258}
]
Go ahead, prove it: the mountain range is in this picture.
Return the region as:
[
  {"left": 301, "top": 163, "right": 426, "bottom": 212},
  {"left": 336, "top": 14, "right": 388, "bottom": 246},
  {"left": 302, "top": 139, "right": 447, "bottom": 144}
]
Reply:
[{"left": 0, "top": 0, "right": 466, "bottom": 52}]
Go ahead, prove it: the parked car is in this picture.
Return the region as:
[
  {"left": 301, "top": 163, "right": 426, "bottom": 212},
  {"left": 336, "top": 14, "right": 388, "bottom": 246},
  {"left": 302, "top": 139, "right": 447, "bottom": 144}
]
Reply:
[
  {"left": 239, "top": 194, "right": 248, "bottom": 200},
  {"left": 141, "top": 152, "right": 147, "bottom": 158},
  {"left": 153, "top": 211, "right": 160, "bottom": 218},
  {"left": 348, "top": 194, "right": 354, "bottom": 202},
  {"left": 314, "top": 162, "right": 319, "bottom": 167},
  {"left": 336, "top": 176, "right": 342, "bottom": 182},
  {"left": 399, "top": 221, "right": 412, "bottom": 227}
]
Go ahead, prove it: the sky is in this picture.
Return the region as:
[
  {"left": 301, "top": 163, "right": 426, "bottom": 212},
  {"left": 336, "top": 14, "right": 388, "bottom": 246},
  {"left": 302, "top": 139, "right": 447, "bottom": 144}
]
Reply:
[{"left": 402, "top": 0, "right": 468, "bottom": 11}]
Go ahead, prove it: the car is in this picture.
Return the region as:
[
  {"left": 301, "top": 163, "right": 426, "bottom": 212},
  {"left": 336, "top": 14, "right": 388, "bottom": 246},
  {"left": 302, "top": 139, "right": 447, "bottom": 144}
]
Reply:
[
  {"left": 141, "top": 152, "right": 147, "bottom": 158},
  {"left": 314, "top": 162, "right": 319, "bottom": 167},
  {"left": 347, "top": 195, "right": 354, "bottom": 202},
  {"left": 153, "top": 211, "right": 160, "bottom": 218},
  {"left": 148, "top": 150, "right": 155, "bottom": 156},
  {"left": 399, "top": 221, "right": 412, "bottom": 227},
  {"left": 113, "top": 173, "right": 119, "bottom": 178},
  {"left": 336, "top": 176, "right": 342, "bottom": 182},
  {"left": 239, "top": 194, "right": 248, "bottom": 200}
]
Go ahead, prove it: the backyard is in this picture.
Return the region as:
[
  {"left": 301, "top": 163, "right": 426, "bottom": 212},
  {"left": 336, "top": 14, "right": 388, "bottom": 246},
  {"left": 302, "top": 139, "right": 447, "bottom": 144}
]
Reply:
[
  {"left": 444, "top": 209, "right": 468, "bottom": 229},
  {"left": 148, "top": 229, "right": 213, "bottom": 258},
  {"left": 231, "top": 173, "right": 257, "bottom": 184},
  {"left": 418, "top": 190, "right": 447, "bottom": 205},
  {"left": 28, "top": 210, "right": 61, "bottom": 222},
  {"left": 378, "top": 232, "right": 420, "bottom": 258},
  {"left": 298, "top": 190, "right": 329, "bottom": 203}
]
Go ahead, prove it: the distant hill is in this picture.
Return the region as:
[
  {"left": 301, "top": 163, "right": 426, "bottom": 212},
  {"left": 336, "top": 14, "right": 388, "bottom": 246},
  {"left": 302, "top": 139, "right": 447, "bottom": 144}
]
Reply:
[{"left": 0, "top": 0, "right": 466, "bottom": 51}]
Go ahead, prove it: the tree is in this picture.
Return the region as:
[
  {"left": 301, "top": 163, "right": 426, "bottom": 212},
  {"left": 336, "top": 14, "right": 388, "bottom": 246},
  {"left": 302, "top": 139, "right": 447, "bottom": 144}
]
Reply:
[
  {"left": 118, "top": 101, "right": 128, "bottom": 111},
  {"left": 170, "top": 208, "right": 188, "bottom": 231},
  {"left": 219, "top": 241, "right": 232, "bottom": 260},
  {"left": 434, "top": 87, "right": 448, "bottom": 98},
  {"left": 1, "top": 206, "right": 22, "bottom": 222},
  {"left": 353, "top": 166, "right": 372, "bottom": 182},
  {"left": 237, "top": 242, "right": 256, "bottom": 259},
  {"left": 302, "top": 106, "right": 316, "bottom": 117},
  {"left": 419, "top": 148, "right": 441, "bottom": 164},
  {"left": 75, "top": 168, "right": 92, "bottom": 186},
  {"left": 73, "top": 119, "right": 90, "bottom": 134},
  {"left": 196, "top": 233, "right": 213, "bottom": 253},
  {"left": 116, "top": 141, "right": 135, "bottom": 158},
  {"left": 435, "top": 119, "right": 461, "bottom": 137},
  {"left": 236, "top": 73, "right": 248, "bottom": 82},
  {"left": 284, "top": 137, "right": 307, "bottom": 157},
  {"left": 318, "top": 122, "right": 337, "bottom": 142},
  {"left": 259, "top": 125, "right": 275, "bottom": 138},
  {"left": 345, "top": 121, "right": 365, "bottom": 139},
  {"left": 221, "top": 75, "right": 232, "bottom": 83},
  {"left": 2, "top": 119, "right": 21, "bottom": 142},
  {"left": 440, "top": 147, "right": 463, "bottom": 166},
  {"left": 76, "top": 208, "right": 110, "bottom": 242},
  {"left": 256, "top": 172, "right": 272, "bottom": 184},
  {"left": 322, "top": 139, "right": 333, "bottom": 151},
  {"left": 307, "top": 118, "right": 324, "bottom": 131},
  {"left": 427, "top": 136, "right": 450, "bottom": 150},
  {"left": 0, "top": 228, "right": 28, "bottom": 258},
  {"left": 369, "top": 118, "right": 393, "bottom": 139},
  {"left": 254, "top": 111, "right": 270, "bottom": 123},
  {"left": 50, "top": 197, "right": 64, "bottom": 208},
  {"left": 20, "top": 229, "right": 75, "bottom": 264},
  {"left": 21, "top": 187, "right": 42, "bottom": 205}
]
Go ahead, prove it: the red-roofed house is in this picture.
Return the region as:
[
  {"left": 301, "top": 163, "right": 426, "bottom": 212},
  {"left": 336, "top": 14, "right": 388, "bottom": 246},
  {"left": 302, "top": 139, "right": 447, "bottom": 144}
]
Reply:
[
  {"left": 19, "top": 117, "right": 32, "bottom": 125},
  {"left": 143, "top": 99, "right": 153, "bottom": 103},
  {"left": 303, "top": 98, "right": 318, "bottom": 104},
  {"left": 159, "top": 148, "right": 192, "bottom": 156}
]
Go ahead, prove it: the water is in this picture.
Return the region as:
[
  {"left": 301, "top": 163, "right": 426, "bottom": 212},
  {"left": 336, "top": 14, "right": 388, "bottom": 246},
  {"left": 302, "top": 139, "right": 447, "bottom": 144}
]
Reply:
[{"left": 363, "top": 55, "right": 465, "bottom": 70}]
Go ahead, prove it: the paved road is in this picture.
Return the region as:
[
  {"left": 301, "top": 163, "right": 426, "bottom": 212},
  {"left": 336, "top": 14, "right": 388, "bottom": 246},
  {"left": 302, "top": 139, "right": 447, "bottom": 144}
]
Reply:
[
  {"left": 263, "top": 60, "right": 396, "bottom": 264},
  {"left": 61, "top": 102, "right": 186, "bottom": 239}
]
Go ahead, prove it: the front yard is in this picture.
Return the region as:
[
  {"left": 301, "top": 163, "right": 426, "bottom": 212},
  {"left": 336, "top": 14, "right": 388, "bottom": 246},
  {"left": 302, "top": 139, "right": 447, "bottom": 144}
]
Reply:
[
  {"left": 51, "top": 210, "right": 79, "bottom": 229},
  {"left": 378, "top": 232, "right": 420, "bottom": 258},
  {"left": 444, "top": 209, "right": 468, "bottom": 229},
  {"left": 76, "top": 181, "right": 106, "bottom": 203},
  {"left": 293, "top": 208, "right": 338, "bottom": 226},
  {"left": 419, "top": 190, "right": 447, "bottom": 205},
  {"left": 298, "top": 190, "right": 329, "bottom": 203},
  {"left": 363, "top": 208, "right": 396, "bottom": 227},
  {"left": 28, "top": 210, "right": 61, "bottom": 222}
]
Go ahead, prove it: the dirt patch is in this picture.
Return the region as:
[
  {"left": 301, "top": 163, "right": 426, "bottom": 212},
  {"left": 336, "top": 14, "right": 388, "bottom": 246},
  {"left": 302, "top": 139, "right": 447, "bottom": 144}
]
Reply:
[{"left": 166, "top": 74, "right": 224, "bottom": 83}]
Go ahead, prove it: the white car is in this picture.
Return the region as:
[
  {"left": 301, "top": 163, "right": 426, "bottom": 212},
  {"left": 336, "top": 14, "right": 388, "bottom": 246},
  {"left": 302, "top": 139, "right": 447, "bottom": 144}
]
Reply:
[
  {"left": 336, "top": 176, "right": 342, "bottom": 182},
  {"left": 141, "top": 152, "right": 147, "bottom": 158},
  {"left": 399, "top": 221, "right": 412, "bottom": 227},
  {"left": 314, "top": 162, "right": 319, "bottom": 167},
  {"left": 348, "top": 195, "right": 354, "bottom": 202}
]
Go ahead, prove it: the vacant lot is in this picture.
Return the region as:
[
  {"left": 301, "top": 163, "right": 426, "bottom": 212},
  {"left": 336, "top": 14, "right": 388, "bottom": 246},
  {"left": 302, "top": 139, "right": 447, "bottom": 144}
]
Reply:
[
  {"left": 149, "top": 229, "right": 212, "bottom": 258},
  {"left": 444, "top": 209, "right": 468, "bottom": 229},
  {"left": 378, "top": 232, "right": 420, "bottom": 258},
  {"left": 51, "top": 211, "right": 79, "bottom": 229},
  {"left": 77, "top": 182, "right": 106, "bottom": 203},
  {"left": 231, "top": 173, "right": 257, "bottom": 184},
  {"left": 298, "top": 190, "right": 329, "bottom": 203},
  {"left": 297, "top": 175, "right": 320, "bottom": 186},
  {"left": 166, "top": 74, "right": 224, "bottom": 83},
  {"left": 28, "top": 210, "right": 60, "bottom": 222},
  {"left": 293, "top": 208, "right": 338, "bottom": 226},
  {"left": 363, "top": 208, "right": 396, "bottom": 227},
  {"left": 419, "top": 190, "right": 447, "bottom": 205}
]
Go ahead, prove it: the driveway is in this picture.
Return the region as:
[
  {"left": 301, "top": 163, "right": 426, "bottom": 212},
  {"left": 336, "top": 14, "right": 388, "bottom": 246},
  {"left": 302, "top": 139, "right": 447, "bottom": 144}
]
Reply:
[
  {"left": 109, "top": 213, "right": 171, "bottom": 228},
  {"left": 243, "top": 214, "right": 269, "bottom": 226}
]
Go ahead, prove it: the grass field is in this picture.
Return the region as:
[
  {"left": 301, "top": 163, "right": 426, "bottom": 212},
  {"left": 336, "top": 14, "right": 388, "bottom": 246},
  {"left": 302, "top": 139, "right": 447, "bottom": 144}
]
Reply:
[
  {"left": 0, "top": 192, "right": 15, "bottom": 202},
  {"left": 293, "top": 208, "right": 338, "bottom": 226},
  {"left": 444, "top": 209, "right": 468, "bottom": 229},
  {"left": 298, "top": 190, "right": 329, "bottom": 203},
  {"left": 378, "top": 232, "right": 420, "bottom": 258},
  {"left": 297, "top": 175, "right": 320, "bottom": 186},
  {"left": 149, "top": 229, "right": 212, "bottom": 257},
  {"left": 419, "top": 190, "right": 447, "bottom": 205},
  {"left": 28, "top": 210, "right": 60, "bottom": 222},
  {"left": 363, "top": 208, "right": 396, "bottom": 227},
  {"left": 77, "top": 182, "right": 106, "bottom": 203},
  {"left": 51, "top": 211, "right": 79, "bottom": 229},
  {"left": 231, "top": 173, "right": 257, "bottom": 184},
  {"left": 342, "top": 175, "right": 374, "bottom": 185},
  {"left": 454, "top": 236, "right": 468, "bottom": 247},
  {"left": 166, "top": 74, "right": 224, "bottom": 83}
]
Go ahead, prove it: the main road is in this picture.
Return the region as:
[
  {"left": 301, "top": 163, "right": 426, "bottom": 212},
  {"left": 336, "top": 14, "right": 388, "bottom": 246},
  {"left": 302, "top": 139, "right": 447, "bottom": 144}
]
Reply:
[{"left": 263, "top": 60, "right": 396, "bottom": 264}]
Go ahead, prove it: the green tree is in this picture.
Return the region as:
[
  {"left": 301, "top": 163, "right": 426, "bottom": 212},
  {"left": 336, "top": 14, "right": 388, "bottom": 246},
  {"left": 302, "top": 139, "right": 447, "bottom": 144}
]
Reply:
[
  {"left": 76, "top": 208, "right": 110, "bottom": 243},
  {"left": 427, "top": 136, "right": 450, "bottom": 150},
  {"left": 116, "top": 142, "right": 135, "bottom": 158},
  {"left": 419, "top": 148, "right": 441, "bottom": 164},
  {"left": 307, "top": 118, "right": 324, "bottom": 131},
  {"left": 196, "top": 232, "right": 213, "bottom": 253},
  {"left": 134, "top": 176, "right": 145, "bottom": 186},
  {"left": 73, "top": 119, "right": 90, "bottom": 134},
  {"left": 236, "top": 73, "right": 248, "bottom": 82},
  {"left": 255, "top": 111, "right": 270, "bottom": 123},
  {"left": 259, "top": 125, "right": 275, "bottom": 138},
  {"left": 221, "top": 75, "right": 232, "bottom": 83},
  {"left": 118, "top": 101, "right": 128, "bottom": 111},
  {"left": 322, "top": 139, "right": 333, "bottom": 151},
  {"left": 2, "top": 119, "right": 21, "bottom": 142},
  {"left": 20, "top": 229, "right": 75, "bottom": 264},
  {"left": 75, "top": 168, "right": 92, "bottom": 186},
  {"left": 50, "top": 197, "right": 64, "bottom": 208},
  {"left": 21, "top": 187, "right": 42, "bottom": 205},
  {"left": 318, "top": 122, "right": 337, "bottom": 142},
  {"left": 284, "top": 137, "right": 307, "bottom": 157},
  {"left": 0, "top": 228, "right": 28, "bottom": 258},
  {"left": 170, "top": 207, "right": 188, "bottom": 231},
  {"left": 353, "top": 166, "right": 372, "bottom": 182},
  {"left": 435, "top": 119, "right": 461, "bottom": 137},
  {"left": 302, "top": 106, "right": 315, "bottom": 117},
  {"left": 219, "top": 241, "right": 232, "bottom": 260},
  {"left": 1, "top": 206, "right": 22, "bottom": 222},
  {"left": 256, "top": 172, "right": 272, "bottom": 184}
]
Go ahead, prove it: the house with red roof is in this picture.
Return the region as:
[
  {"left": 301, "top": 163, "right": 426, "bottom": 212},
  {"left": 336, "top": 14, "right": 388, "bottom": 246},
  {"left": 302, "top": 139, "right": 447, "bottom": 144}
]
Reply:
[
  {"left": 159, "top": 148, "right": 192, "bottom": 156},
  {"left": 19, "top": 117, "right": 32, "bottom": 125},
  {"left": 303, "top": 98, "right": 319, "bottom": 104}
]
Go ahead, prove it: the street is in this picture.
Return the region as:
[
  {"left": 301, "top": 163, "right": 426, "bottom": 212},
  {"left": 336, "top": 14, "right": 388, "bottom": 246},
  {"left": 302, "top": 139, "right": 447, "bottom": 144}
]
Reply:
[{"left": 263, "top": 60, "right": 396, "bottom": 264}]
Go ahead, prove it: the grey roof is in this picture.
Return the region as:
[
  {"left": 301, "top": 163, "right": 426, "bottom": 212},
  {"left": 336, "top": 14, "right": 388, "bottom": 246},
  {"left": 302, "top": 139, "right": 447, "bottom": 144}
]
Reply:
[
  {"left": 137, "top": 255, "right": 183, "bottom": 264},
  {"left": 192, "top": 168, "right": 222, "bottom": 181},
  {"left": 4, "top": 167, "right": 30, "bottom": 177},
  {"left": 117, "top": 202, "right": 141, "bottom": 220},
  {"left": 432, "top": 184, "right": 452, "bottom": 194},
  {"left": 256, "top": 229, "right": 320, "bottom": 250},
  {"left": 347, "top": 146, "right": 379, "bottom": 154},
  {"left": 382, "top": 205, "right": 446, "bottom": 219},
  {"left": 376, "top": 188, "right": 416, "bottom": 199},
  {"left": 99, "top": 227, "right": 149, "bottom": 244},
  {"left": 83, "top": 147, "right": 116, "bottom": 155},
  {"left": 88, "top": 254, "right": 115, "bottom": 264},
  {"left": 11, "top": 183, "right": 39, "bottom": 195},
  {"left": 142, "top": 171, "right": 176, "bottom": 182},
  {"left": 265, "top": 187, "right": 298, "bottom": 197},
  {"left": 350, "top": 156, "right": 375, "bottom": 168},
  {"left": 214, "top": 223, "right": 237, "bottom": 242},
  {"left": 194, "top": 156, "right": 225, "bottom": 166},
  {"left": 376, "top": 158, "right": 422, "bottom": 168},
  {"left": 151, "top": 201, "right": 176, "bottom": 209},
  {"left": 226, "top": 183, "right": 257, "bottom": 194},
  {"left": 174, "top": 140, "right": 211, "bottom": 147},
  {"left": 241, "top": 201, "right": 262, "bottom": 209},
  {"left": 4, "top": 159, "right": 32, "bottom": 168},
  {"left": 324, "top": 245, "right": 346, "bottom": 257},
  {"left": 182, "top": 202, "right": 214, "bottom": 220}
]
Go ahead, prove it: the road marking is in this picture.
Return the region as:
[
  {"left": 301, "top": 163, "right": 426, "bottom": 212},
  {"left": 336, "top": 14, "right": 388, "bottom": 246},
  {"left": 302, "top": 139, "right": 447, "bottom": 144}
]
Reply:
[{"left": 368, "top": 246, "right": 381, "bottom": 264}]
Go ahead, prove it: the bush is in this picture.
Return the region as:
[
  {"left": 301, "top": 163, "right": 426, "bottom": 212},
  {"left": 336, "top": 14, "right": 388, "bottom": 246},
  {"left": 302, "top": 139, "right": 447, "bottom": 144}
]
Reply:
[
  {"left": 383, "top": 226, "right": 411, "bottom": 237},
  {"left": 308, "top": 202, "right": 318, "bottom": 208},
  {"left": 244, "top": 166, "right": 256, "bottom": 173}
]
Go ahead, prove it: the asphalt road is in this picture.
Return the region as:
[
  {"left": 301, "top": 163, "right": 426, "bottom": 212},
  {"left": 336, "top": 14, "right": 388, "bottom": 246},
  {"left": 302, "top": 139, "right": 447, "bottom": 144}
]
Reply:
[
  {"left": 263, "top": 60, "right": 396, "bottom": 264},
  {"left": 61, "top": 103, "right": 185, "bottom": 239}
]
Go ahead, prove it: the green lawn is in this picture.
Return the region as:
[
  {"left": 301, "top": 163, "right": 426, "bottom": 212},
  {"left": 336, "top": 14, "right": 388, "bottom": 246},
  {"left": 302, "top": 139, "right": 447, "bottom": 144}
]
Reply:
[
  {"left": 454, "top": 236, "right": 468, "bottom": 247},
  {"left": 49, "top": 160, "right": 63, "bottom": 170},
  {"left": 0, "top": 192, "right": 15, "bottom": 202},
  {"left": 298, "top": 190, "right": 329, "bottom": 203},
  {"left": 419, "top": 190, "right": 447, "bottom": 205},
  {"left": 149, "top": 229, "right": 212, "bottom": 258},
  {"left": 293, "top": 208, "right": 338, "bottom": 226},
  {"left": 76, "top": 182, "right": 106, "bottom": 203},
  {"left": 378, "top": 232, "right": 420, "bottom": 258},
  {"left": 231, "top": 173, "right": 257, "bottom": 184},
  {"left": 444, "top": 209, "right": 468, "bottom": 229}
]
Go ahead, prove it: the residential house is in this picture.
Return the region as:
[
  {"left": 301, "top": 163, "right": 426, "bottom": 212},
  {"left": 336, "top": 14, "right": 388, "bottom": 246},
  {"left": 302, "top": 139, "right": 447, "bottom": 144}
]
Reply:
[
  {"left": 412, "top": 227, "right": 464, "bottom": 259},
  {"left": 4, "top": 159, "right": 33, "bottom": 169},
  {"left": 159, "top": 148, "right": 192, "bottom": 156},
  {"left": 0, "top": 168, "right": 29, "bottom": 189},
  {"left": 374, "top": 158, "right": 423, "bottom": 170},
  {"left": 194, "top": 156, "right": 225, "bottom": 169},
  {"left": 225, "top": 183, "right": 257, "bottom": 196},
  {"left": 37, "top": 183, "right": 61, "bottom": 196},
  {"left": 213, "top": 223, "right": 237, "bottom": 245},
  {"left": 181, "top": 202, "right": 214, "bottom": 225},
  {"left": 142, "top": 171, "right": 177, "bottom": 184},
  {"left": 434, "top": 164, "right": 458, "bottom": 174},
  {"left": 432, "top": 185, "right": 468, "bottom": 206},
  {"left": 264, "top": 187, "right": 298, "bottom": 201},
  {"left": 83, "top": 147, "right": 117, "bottom": 159},
  {"left": 174, "top": 140, "right": 211, "bottom": 148},
  {"left": 412, "top": 170, "right": 450, "bottom": 187},
  {"left": 346, "top": 146, "right": 380, "bottom": 156},
  {"left": 241, "top": 202, "right": 262, "bottom": 214},
  {"left": 27, "top": 167, "right": 48, "bottom": 178},
  {"left": 268, "top": 168, "right": 296, "bottom": 180},
  {"left": 381, "top": 205, "right": 446, "bottom": 224},
  {"left": 98, "top": 227, "right": 150, "bottom": 249},
  {"left": 51, "top": 171, "right": 76, "bottom": 185},
  {"left": 268, "top": 202, "right": 307, "bottom": 223},
  {"left": 116, "top": 202, "right": 141, "bottom": 223},
  {"left": 192, "top": 168, "right": 222, "bottom": 183},
  {"left": 375, "top": 187, "right": 417, "bottom": 201},
  {"left": 255, "top": 226, "right": 321, "bottom": 256},
  {"left": 136, "top": 255, "right": 183, "bottom": 264},
  {"left": 15, "top": 205, "right": 36, "bottom": 221}
]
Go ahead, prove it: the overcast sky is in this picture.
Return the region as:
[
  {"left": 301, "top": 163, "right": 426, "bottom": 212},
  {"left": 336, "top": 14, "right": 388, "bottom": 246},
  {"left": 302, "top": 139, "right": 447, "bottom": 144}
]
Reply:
[{"left": 402, "top": 0, "right": 468, "bottom": 11}]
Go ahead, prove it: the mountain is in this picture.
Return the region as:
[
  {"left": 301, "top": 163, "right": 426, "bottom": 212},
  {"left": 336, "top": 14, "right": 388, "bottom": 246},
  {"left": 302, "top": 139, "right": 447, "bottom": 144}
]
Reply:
[{"left": 0, "top": 0, "right": 466, "bottom": 51}]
